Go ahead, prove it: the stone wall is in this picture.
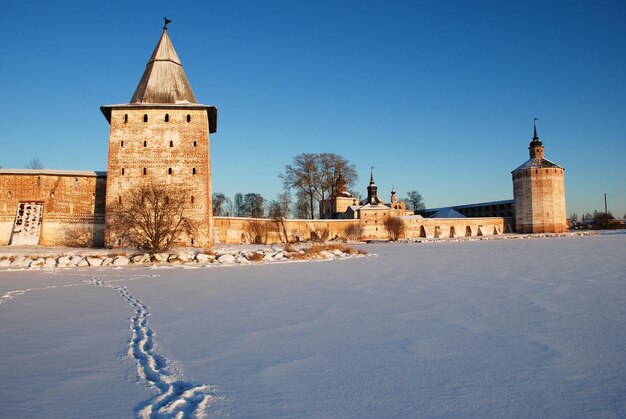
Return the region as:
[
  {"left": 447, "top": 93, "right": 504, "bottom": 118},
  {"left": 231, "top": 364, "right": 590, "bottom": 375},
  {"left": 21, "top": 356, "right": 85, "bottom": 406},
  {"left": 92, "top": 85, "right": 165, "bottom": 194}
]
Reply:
[
  {"left": 104, "top": 107, "right": 213, "bottom": 247},
  {"left": 0, "top": 170, "right": 106, "bottom": 246},
  {"left": 214, "top": 215, "right": 513, "bottom": 244},
  {"left": 513, "top": 167, "right": 567, "bottom": 233}
]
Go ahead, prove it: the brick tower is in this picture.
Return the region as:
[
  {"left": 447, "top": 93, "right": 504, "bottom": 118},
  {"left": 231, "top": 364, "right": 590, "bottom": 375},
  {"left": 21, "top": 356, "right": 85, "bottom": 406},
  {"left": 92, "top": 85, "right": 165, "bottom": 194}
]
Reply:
[
  {"left": 101, "top": 24, "right": 217, "bottom": 247},
  {"left": 512, "top": 121, "right": 566, "bottom": 233}
]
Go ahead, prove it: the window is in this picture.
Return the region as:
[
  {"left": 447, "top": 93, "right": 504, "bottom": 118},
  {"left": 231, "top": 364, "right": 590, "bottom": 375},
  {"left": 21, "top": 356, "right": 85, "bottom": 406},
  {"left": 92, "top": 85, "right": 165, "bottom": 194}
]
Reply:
[
  {"left": 37, "top": 177, "right": 41, "bottom": 188},
  {"left": 168, "top": 168, "right": 172, "bottom": 175},
  {"left": 124, "top": 114, "right": 128, "bottom": 123},
  {"left": 191, "top": 196, "right": 195, "bottom": 203},
  {"left": 193, "top": 140, "right": 197, "bottom": 147},
  {"left": 169, "top": 140, "right": 173, "bottom": 147},
  {"left": 143, "top": 114, "right": 148, "bottom": 122},
  {"left": 191, "top": 238, "right": 194, "bottom": 245},
  {"left": 192, "top": 168, "right": 196, "bottom": 175},
  {"left": 165, "top": 114, "right": 169, "bottom": 122},
  {"left": 143, "top": 140, "right": 147, "bottom": 147},
  {"left": 118, "top": 196, "right": 122, "bottom": 204},
  {"left": 121, "top": 168, "right": 125, "bottom": 175},
  {"left": 121, "top": 140, "right": 124, "bottom": 147},
  {"left": 74, "top": 178, "right": 78, "bottom": 189},
  {"left": 143, "top": 168, "right": 147, "bottom": 175},
  {"left": 187, "top": 114, "right": 191, "bottom": 123}
]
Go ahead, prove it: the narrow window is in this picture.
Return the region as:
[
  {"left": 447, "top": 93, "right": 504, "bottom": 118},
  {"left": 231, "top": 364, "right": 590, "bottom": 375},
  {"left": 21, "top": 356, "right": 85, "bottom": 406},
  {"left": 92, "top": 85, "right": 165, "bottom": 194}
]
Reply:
[
  {"left": 74, "top": 178, "right": 78, "bottom": 189},
  {"left": 192, "top": 168, "right": 196, "bottom": 175},
  {"left": 118, "top": 239, "right": 122, "bottom": 246},
  {"left": 187, "top": 114, "right": 191, "bottom": 123},
  {"left": 143, "top": 168, "right": 147, "bottom": 175},
  {"left": 143, "top": 140, "right": 147, "bottom": 147},
  {"left": 165, "top": 114, "right": 169, "bottom": 122},
  {"left": 191, "top": 196, "right": 195, "bottom": 203},
  {"left": 165, "top": 196, "right": 169, "bottom": 204},
  {"left": 51, "top": 191, "right": 54, "bottom": 198},
  {"left": 118, "top": 196, "right": 122, "bottom": 204},
  {"left": 168, "top": 168, "right": 172, "bottom": 175},
  {"left": 37, "top": 177, "right": 41, "bottom": 188},
  {"left": 193, "top": 140, "right": 197, "bottom": 147},
  {"left": 121, "top": 140, "right": 124, "bottom": 147},
  {"left": 191, "top": 238, "right": 194, "bottom": 245},
  {"left": 169, "top": 140, "right": 173, "bottom": 147},
  {"left": 143, "top": 114, "right": 148, "bottom": 122},
  {"left": 124, "top": 114, "right": 128, "bottom": 123},
  {"left": 121, "top": 168, "right": 125, "bottom": 175}
]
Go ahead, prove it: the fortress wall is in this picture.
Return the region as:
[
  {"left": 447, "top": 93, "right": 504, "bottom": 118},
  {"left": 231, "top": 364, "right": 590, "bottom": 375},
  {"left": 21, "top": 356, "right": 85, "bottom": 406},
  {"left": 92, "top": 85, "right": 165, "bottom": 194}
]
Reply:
[
  {"left": 104, "top": 108, "right": 213, "bottom": 248},
  {"left": 0, "top": 172, "right": 106, "bottom": 246},
  {"left": 214, "top": 216, "right": 512, "bottom": 244}
]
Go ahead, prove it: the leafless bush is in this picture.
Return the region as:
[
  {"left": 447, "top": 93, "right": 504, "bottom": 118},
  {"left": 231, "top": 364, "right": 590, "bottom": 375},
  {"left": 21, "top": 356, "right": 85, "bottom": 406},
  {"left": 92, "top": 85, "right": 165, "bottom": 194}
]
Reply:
[
  {"left": 310, "top": 228, "right": 330, "bottom": 242},
  {"left": 344, "top": 223, "right": 363, "bottom": 240},
  {"left": 383, "top": 216, "right": 405, "bottom": 241},
  {"left": 246, "top": 220, "right": 271, "bottom": 244},
  {"left": 108, "top": 183, "right": 196, "bottom": 253},
  {"left": 63, "top": 224, "right": 95, "bottom": 247}
]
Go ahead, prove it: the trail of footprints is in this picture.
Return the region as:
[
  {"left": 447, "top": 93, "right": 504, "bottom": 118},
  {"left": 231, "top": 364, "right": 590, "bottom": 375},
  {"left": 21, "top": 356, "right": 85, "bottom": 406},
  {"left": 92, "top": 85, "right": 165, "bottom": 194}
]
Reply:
[{"left": 89, "top": 276, "right": 220, "bottom": 418}]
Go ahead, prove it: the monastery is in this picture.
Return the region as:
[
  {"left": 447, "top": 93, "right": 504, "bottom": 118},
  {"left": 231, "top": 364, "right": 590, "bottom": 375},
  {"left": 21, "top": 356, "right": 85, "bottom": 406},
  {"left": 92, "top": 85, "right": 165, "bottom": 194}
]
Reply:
[{"left": 0, "top": 25, "right": 567, "bottom": 247}]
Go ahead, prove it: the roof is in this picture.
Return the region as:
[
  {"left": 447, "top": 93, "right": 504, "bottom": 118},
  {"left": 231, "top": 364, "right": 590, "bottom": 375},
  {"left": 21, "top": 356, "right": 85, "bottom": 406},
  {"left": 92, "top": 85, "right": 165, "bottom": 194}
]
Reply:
[
  {"left": 429, "top": 208, "right": 466, "bottom": 218},
  {"left": 422, "top": 199, "right": 514, "bottom": 213},
  {"left": 101, "top": 29, "right": 218, "bottom": 134},
  {"left": 131, "top": 29, "right": 197, "bottom": 104},
  {"left": 512, "top": 157, "right": 563, "bottom": 172},
  {"left": 0, "top": 169, "right": 106, "bottom": 177}
]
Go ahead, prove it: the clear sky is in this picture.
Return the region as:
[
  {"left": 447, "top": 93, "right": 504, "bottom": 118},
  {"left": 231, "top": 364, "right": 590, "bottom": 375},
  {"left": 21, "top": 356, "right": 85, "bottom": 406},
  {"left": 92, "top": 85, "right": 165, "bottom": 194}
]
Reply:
[{"left": 1, "top": 0, "right": 624, "bottom": 218}]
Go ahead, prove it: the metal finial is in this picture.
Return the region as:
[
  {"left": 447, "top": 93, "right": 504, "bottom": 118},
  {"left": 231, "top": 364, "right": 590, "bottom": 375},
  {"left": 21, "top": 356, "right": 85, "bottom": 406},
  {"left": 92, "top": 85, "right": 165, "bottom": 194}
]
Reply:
[
  {"left": 163, "top": 17, "right": 172, "bottom": 30},
  {"left": 533, "top": 117, "right": 538, "bottom": 140},
  {"left": 370, "top": 166, "right": 374, "bottom": 183}
]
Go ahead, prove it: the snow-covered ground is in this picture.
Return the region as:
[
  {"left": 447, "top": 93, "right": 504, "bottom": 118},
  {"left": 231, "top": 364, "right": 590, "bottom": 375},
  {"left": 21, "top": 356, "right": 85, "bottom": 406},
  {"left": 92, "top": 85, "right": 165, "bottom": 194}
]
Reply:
[{"left": 1, "top": 234, "right": 625, "bottom": 418}]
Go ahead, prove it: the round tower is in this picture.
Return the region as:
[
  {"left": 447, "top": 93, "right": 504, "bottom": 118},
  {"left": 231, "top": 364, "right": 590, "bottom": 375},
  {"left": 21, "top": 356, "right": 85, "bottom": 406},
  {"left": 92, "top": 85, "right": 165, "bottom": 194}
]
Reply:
[{"left": 512, "top": 121, "right": 566, "bottom": 233}]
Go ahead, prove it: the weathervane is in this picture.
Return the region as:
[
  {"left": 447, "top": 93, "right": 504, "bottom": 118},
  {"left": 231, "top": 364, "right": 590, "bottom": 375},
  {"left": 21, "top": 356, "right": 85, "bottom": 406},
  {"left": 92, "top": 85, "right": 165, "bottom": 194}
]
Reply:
[{"left": 163, "top": 17, "right": 172, "bottom": 30}]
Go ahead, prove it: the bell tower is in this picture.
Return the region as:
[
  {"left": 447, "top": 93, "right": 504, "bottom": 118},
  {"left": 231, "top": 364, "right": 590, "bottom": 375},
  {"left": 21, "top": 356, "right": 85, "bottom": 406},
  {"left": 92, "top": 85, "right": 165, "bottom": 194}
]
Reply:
[{"left": 101, "top": 23, "right": 218, "bottom": 247}]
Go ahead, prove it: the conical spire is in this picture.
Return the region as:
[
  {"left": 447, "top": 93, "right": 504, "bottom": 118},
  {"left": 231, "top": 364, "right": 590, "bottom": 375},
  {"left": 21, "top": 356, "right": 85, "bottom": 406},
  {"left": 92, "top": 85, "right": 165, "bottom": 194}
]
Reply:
[
  {"left": 529, "top": 118, "right": 544, "bottom": 158},
  {"left": 130, "top": 28, "right": 197, "bottom": 104},
  {"left": 533, "top": 118, "right": 538, "bottom": 140},
  {"left": 370, "top": 166, "right": 375, "bottom": 184}
]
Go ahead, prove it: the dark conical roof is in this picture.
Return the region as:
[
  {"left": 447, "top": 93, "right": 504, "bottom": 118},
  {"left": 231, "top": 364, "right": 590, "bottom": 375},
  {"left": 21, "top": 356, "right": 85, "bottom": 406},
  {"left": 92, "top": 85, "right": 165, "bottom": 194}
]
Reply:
[{"left": 130, "top": 29, "right": 197, "bottom": 104}]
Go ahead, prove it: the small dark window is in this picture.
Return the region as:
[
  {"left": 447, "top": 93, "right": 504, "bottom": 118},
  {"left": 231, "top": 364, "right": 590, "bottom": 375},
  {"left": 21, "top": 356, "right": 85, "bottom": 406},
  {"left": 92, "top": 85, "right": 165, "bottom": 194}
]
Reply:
[
  {"left": 124, "top": 114, "right": 128, "bottom": 123},
  {"left": 191, "top": 196, "right": 195, "bottom": 203},
  {"left": 37, "top": 177, "right": 41, "bottom": 188},
  {"left": 191, "top": 238, "right": 194, "bottom": 245},
  {"left": 165, "top": 196, "right": 169, "bottom": 204},
  {"left": 74, "top": 178, "right": 78, "bottom": 189},
  {"left": 143, "top": 114, "right": 148, "bottom": 122},
  {"left": 192, "top": 168, "right": 196, "bottom": 175},
  {"left": 168, "top": 168, "right": 172, "bottom": 175},
  {"left": 165, "top": 114, "right": 169, "bottom": 122},
  {"left": 169, "top": 140, "right": 173, "bottom": 147},
  {"left": 193, "top": 141, "right": 197, "bottom": 147},
  {"left": 143, "top": 168, "right": 147, "bottom": 175},
  {"left": 121, "top": 140, "right": 124, "bottom": 147},
  {"left": 118, "top": 196, "right": 122, "bottom": 204},
  {"left": 121, "top": 168, "right": 125, "bottom": 175},
  {"left": 118, "top": 239, "right": 122, "bottom": 246},
  {"left": 187, "top": 114, "right": 191, "bottom": 123},
  {"left": 143, "top": 140, "right": 147, "bottom": 147}
]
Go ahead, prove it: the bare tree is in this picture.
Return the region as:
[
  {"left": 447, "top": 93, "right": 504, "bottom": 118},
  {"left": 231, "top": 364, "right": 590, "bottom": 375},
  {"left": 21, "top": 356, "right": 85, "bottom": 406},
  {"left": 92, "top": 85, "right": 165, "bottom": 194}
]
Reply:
[
  {"left": 108, "top": 183, "right": 196, "bottom": 252},
  {"left": 268, "top": 194, "right": 290, "bottom": 242},
  {"left": 280, "top": 153, "right": 357, "bottom": 219},
  {"left": 383, "top": 216, "right": 405, "bottom": 241},
  {"left": 344, "top": 223, "right": 364, "bottom": 240},
  {"left": 212, "top": 192, "right": 231, "bottom": 216},
  {"left": 294, "top": 190, "right": 311, "bottom": 219},
  {"left": 406, "top": 191, "right": 425, "bottom": 213},
  {"left": 26, "top": 157, "right": 43, "bottom": 169}
]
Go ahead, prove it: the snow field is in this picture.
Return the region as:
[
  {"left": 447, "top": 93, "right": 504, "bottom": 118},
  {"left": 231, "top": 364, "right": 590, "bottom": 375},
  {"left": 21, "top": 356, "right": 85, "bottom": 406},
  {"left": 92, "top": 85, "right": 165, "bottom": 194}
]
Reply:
[{"left": 0, "top": 234, "right": 625, "bottom": 417}]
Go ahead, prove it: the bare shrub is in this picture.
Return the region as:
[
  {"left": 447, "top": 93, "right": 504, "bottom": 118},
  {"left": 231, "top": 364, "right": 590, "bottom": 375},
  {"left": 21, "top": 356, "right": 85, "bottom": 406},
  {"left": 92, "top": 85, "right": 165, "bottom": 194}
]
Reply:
[
  {"left": 383, "top": 216, "right": 405, "bottom": 241},
  {"left": 63, "top": 224, "right": 95, "bottom": 247},
  {"left": 108, "top": 183, "right": 196, "bottom": 253},
  {"left": 310, "top": 228, "right": 330, "bottom": 242},
  {"left": 246, "top": 252, "right": 264, "bottom": 262},
  {"left": 246, "top": 220, "right": 271, "bottom": 244},
  {"left": 344, "top": 223, "right": 363, "bottom": 240}
]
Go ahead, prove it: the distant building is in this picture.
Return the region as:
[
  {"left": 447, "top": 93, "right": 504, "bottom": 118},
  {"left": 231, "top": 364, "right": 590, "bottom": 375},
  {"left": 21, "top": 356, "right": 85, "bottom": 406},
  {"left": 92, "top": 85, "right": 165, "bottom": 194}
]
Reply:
[{"left": 420, "top": 200, "right": 514, "bottom": 219}]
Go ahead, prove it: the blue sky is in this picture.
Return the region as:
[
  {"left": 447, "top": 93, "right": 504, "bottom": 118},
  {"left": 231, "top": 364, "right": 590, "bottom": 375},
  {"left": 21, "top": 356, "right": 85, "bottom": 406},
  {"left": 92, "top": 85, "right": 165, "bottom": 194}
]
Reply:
[{"left": 1, "top": 0, "right": 624, "bottom": 217}]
